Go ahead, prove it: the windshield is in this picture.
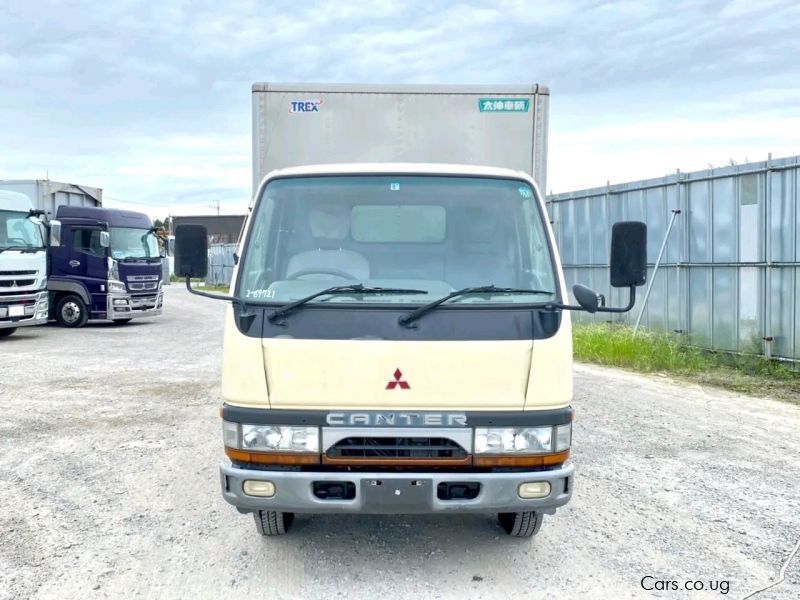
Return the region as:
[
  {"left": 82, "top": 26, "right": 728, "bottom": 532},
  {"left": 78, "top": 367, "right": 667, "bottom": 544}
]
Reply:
[
  {"left": 0, "top": 210, "right": 44, "bottom": 250},
  {"left": 110, "top": 227, "right": 160, "bottom": 260},
  {"left": 237, "top": 175, "right": 557, "bottom": 305}
]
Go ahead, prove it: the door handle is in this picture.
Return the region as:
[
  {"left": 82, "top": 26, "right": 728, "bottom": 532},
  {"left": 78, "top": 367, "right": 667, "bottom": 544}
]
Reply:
[{"left": 69, "top": 260, "right": 80, "bottom": 268}]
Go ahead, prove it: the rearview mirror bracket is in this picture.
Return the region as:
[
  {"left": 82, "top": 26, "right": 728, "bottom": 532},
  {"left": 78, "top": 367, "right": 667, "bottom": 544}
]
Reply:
[
  {"left": 183, "top": 277, "right": 256, "bottom": 330},
  {"left": 546, "top": 284, "right": 637, "bottom": 314}
]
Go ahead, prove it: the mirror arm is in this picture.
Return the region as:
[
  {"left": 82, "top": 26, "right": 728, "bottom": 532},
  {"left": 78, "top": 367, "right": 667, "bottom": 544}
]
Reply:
[
  {"left": 595, "top": 285, "right": 636, "bottom": 313},
  {"left": 183, "top": 276, "right": 256, "bottom": 327},
  {"left": 544, "top": 302, "right": 588, "bottom": 312},
  {"left": 545, "top": 285, "right": 637, "bottom": 313}
]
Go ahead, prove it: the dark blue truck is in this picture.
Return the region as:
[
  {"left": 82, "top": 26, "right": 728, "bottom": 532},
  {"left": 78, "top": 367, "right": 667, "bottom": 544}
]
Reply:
[{"left": 47, "top": 206, "right": 165, "bottom": 327}]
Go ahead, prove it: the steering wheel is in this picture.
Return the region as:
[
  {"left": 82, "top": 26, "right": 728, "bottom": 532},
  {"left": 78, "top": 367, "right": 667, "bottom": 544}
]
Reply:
[
  {"left": 6, "top": 237, "right": 28, "bottom": 245},
  {"left": 287, "top": 267, "right": 360, "bottom": 280}
]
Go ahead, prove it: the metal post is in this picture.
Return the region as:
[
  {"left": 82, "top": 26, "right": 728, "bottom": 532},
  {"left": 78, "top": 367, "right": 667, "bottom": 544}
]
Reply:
[{"left": 633, "top": 209, "right": 681, "bottom": 334}]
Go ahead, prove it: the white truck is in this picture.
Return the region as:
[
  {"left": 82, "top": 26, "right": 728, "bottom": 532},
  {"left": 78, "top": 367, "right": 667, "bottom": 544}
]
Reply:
[
  {"left": 0, "top": 190, "right": 49, "bottom": 337},
  {"left": 174, "top": 83, "right": 647, "bottom": 538}
]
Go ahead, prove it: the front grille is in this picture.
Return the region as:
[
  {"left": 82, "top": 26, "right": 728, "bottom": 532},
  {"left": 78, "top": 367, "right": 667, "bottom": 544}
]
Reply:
[
  {"left": 327, "top": 437, "right": 468, "bottom": 460},
  {"left": 0, "top": 279, "right": 35, "bottom": 288},
  {"left": 128, "top": 281, "right": 158, "bottom": 291},
  {"left": 0, "top": 270, "right": 36, "bottom": 276}
]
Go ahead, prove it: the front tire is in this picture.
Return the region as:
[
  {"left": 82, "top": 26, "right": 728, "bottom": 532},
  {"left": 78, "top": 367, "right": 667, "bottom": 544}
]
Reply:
[
  {"left": 0, "top": 328, "right": 16, "bottom": 338},
  {"left": 498, "top": 511, "right": 543, "bottom": 538},
  {"left": 254, "top": 511, "right": 294, "bottom": 536},
  {"left": 55, "top": 295, "right": 89, "bottom": 328}
]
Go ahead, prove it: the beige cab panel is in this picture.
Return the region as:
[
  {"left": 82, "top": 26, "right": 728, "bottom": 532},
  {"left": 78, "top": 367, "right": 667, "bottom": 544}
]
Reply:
[
  {"left": 525, "top": 315, "right": 573, "bottom": 410},
  {"left": 221, "top": 308, "right": 270, "bottom": 407},
  {"left": 261, "top": 338, "right": 533, "bottom": 411}
]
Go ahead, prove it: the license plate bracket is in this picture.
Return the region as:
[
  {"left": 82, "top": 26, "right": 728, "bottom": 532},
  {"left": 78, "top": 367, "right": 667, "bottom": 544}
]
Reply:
[
  {"left": 361, "top": 478, "right": 431, "bottom": 509},
  {"left": 9, "top": 305, "right": 25, "bottom": 317}
]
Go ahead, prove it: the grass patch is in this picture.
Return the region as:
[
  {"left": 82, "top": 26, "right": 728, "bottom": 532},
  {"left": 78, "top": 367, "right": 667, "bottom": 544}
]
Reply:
[{"left": 573, "top": 323, "right": 800, "bottom": 403}]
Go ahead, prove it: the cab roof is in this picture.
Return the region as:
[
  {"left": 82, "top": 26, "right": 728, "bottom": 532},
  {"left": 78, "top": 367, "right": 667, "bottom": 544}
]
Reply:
[
  {"left": 55, "top": 206, "right": 152, "bottom": 228},
  {"left": 262, "top": 162, "right": 532, "bottom": 181},
  {"left": 0, "top": 190, "right": 34, "bottom": 213}
]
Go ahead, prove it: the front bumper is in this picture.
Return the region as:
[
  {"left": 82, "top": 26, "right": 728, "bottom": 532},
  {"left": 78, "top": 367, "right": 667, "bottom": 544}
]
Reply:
[
  {"left": 220, "top": 462, "right": 574, "bottom": 515},
  {"left": 107, "top": 291, "right": 164, "bottom": 320},
  {"left": 0, "top": 291, "right": 49, "bottom": 329}
]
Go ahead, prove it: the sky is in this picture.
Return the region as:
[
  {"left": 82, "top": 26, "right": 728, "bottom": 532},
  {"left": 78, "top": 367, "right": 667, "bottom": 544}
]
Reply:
[{"left": 1, "top": 0, "right": 799, "bottom": 219}]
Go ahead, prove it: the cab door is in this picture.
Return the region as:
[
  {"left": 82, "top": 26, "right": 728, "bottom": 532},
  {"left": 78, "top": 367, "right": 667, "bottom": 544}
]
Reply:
[{"left": 68, "top": 225, "right": 109, "bottom": 313}]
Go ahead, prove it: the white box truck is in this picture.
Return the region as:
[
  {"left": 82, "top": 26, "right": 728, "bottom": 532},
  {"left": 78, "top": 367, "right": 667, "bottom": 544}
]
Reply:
[
  {"left": 0, "top": 190, "right": 49, "bottom": 337},
  {"left": 174, "top": 83, "right": 647, "bottom": 538}
]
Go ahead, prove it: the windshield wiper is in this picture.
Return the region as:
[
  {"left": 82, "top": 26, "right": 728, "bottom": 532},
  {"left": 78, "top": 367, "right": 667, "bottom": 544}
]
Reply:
[
  {"left": 398, "top": 284, "right": 554, "bottom": 328},
  {"left": 268, "top": 284, "right": 428, "bottom": 323},
  {"left": 117, "top": 256, "right": 155, "bottom": 262},
  {"left": 0, "top": 246, "right": 40, "bottom": 254}
]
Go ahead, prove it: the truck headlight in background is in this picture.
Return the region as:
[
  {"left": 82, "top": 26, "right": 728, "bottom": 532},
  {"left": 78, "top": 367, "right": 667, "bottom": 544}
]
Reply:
[
  {"left": 108, "top": 280, "right": 126, "bottom": 293},
  {"left": 474, "top": 424, "right": 571, "bottom": 454},
  {"left": 223, "top": 421, "right": 319, "bottom": 453}
]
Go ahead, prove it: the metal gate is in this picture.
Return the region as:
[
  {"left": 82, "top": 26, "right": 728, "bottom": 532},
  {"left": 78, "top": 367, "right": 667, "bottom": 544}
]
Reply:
[
  {"left": 206, "top": 244, "right": 237, "bottom": 286},
  {"left": 547, "top": 154, "right": 800, "bottom": 362}
]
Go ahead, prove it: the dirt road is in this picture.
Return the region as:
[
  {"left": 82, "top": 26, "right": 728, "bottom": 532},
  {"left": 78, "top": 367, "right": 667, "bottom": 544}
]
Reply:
[{"left": 1, "top": 286, "right": 798, "bottom": 599}]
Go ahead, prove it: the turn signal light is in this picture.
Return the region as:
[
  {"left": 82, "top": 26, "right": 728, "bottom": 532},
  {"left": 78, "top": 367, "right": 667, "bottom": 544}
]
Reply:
[
  {"left": 473, "top": 450, "right": 569, "bottom": 468},
  {"left": 225, "top": 447, "right": 320, "bottom": 465}
]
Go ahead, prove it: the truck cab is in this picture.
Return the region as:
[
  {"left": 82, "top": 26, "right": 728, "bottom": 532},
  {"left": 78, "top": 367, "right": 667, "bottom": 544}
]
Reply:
[
  {"left": 48, "top": 206, "right": 164, "bottom": 327},
  {"left": 0, "top": 191, "right": 49, "bottom": 337},
  {"left": 175, "top": 162, "right": 647, "bottom": 538}
]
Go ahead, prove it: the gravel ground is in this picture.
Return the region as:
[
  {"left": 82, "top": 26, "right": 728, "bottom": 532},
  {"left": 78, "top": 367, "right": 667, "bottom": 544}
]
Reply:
[{"left": 1, "top": 286, "right": 798, "bottom": 600}]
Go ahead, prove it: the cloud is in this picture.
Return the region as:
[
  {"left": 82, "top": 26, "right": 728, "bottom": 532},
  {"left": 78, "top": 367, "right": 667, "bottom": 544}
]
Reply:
[{"left": 1, "top": 0, "right": 799, "bottom": 213}]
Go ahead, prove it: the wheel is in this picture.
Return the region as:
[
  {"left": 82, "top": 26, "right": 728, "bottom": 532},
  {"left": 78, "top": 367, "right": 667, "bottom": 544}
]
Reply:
[
  {"left": 55, "top": 295, "right": 89, "bottom": 328},
  {"left": 253, "top": 511, "right": 294, "bottom": 536},
  {"left": 0, "top": 328, "right": 16, "bottom": 338},
  {"left": 113, "top": 318, "right": 132, "bottom": 325},
  {"left": 498, "top": 511, "right": 543, "bottom": 538}
]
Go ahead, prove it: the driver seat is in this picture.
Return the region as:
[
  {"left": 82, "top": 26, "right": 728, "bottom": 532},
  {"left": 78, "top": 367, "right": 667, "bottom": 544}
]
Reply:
[{"left": 285, "top": 205, "right": 370, "bottom": 281}]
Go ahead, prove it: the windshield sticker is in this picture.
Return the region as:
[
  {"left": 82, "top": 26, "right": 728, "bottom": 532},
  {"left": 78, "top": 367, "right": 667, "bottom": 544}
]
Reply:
[
  {"left": 518, "top": 187, "right": 533, "bottom": 198},
  {"left": 390, "top": 183, "right": 400, "bottom": 191},
  {"left": 245, "top": 288, "right": 275, "bottom": 300}
]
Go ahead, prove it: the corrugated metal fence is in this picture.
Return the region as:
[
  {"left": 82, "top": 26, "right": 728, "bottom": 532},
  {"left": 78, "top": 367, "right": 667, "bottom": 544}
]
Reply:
[
  {"left": 206, "top": 243, "right": 237, "bottom": 285},
  {"left": 547, "top": 154, "right": 800, "bottom": 363}
]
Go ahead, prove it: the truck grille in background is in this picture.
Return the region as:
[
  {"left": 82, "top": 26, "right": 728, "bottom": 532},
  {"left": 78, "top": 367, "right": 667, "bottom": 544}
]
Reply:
[
  {"left": 128, "top": 282, "right": 158, "bottom": 291},
  {"left": 327, "top": 437, "right": 468, "bottom": 460},
  {"left": 0, "top": 270, "right": 37, "bottom": 276},
  {"left": 0, "top": 279, "right": 35, "bottom": 288}
]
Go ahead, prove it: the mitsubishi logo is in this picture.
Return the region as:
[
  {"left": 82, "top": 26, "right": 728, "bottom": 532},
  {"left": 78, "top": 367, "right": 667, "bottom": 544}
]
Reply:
[{"left": 386, "top": 368, "right": 410, "bottom": 390}]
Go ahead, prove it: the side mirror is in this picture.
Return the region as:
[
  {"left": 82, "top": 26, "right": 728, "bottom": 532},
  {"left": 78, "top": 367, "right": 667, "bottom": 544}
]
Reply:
[
  {"left": 572, "top": 283, "right": 600, "bottom": 313},
  {"left": 174, "top": 224, "right": 208, "bottom": 278},
  {"left": 99, "top": 231, "right": 110, "bottom": 248},
  {"left": 610, "top": 221, "right": 647, "bottom": 287},
  {"left": 49, "top": 220, "right": 62, "bottom": 247}
]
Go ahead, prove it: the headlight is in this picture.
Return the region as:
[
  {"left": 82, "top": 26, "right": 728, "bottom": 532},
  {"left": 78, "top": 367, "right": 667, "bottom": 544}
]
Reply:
[
  {"left": 474, "top": 426, "right": 556, "bottom": 454},
  {"left": 108, "top": 280, "right": 126, "bottom": 293},
  {"left": 223, "top": 421, "right": 319, "bottom": 453}
]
